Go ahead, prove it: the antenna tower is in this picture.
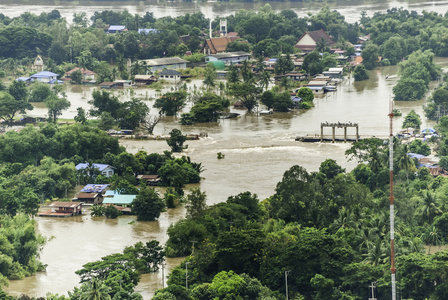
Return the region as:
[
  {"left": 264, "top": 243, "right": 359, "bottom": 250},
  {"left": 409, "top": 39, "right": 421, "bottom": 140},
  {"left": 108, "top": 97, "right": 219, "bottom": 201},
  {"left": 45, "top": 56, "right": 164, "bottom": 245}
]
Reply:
[{"left": 389, "top": 100, "right": 396, "bottom": 300}]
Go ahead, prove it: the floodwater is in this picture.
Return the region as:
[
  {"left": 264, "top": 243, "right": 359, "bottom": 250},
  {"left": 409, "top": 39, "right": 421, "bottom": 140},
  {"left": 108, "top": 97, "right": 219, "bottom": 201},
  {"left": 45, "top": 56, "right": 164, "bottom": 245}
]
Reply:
[
  {"left": 6, "top": 61, "right": 442, "bottom": 298},
  {"left": 4, "top": 0, "right": 448, "bottom": 297},
  {"left": 2, "top": 0, "right": 448, "bottom": 24}
]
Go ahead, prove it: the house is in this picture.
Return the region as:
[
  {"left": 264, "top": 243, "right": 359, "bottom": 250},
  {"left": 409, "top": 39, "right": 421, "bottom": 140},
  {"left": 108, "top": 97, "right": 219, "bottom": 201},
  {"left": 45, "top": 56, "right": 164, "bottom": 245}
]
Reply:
[
  {"left": 30, "top": 71, "right": 60, "bottom": 83},
  {"left": 140, "top": 57, "right": 188, "bottom": 73},
  {"left": 134, "top": 75, "right": 158, "bottom": 85},
  {"left": 136, "top": 174, "right": 161, "bottom": 186},
  {"left": 158, "top": 69, "right": 181, "bottom": 81},
  {"left": 113, "top": 80, "right": 133, "bottom": 88},
  {"left": 284, "top": 73, "right": 309, "bottom": 81},
  {"left": 304, "top": 80, "right": 328, "bottom": 94},
  {"left": 38, "top": 201, "right": 83, "bottom": 217},
  {"left": 291, "top": 96, "right": 302, "bottom": 107},
  {"left": 323, "top": 67, "right": 344, "bottom": 79},
  {"left": 16, "top": 77, "right": 30, "bottom": 82},
  {"left": 76, "top": 163, "right": 116, "bottom": 177},
  {"left": 107, "top": 25, "right": 126, "bottom": 34},
  {"left": 205, "top": 52, "right": 251, "bottom": 64},
  {"left": 100, "top": 82, "right": 119, "bottom": 89},
  {"left": 32, "top": 55, "right": 44, "bottom": 72},
  {"left": 295, "top": 29, "right": 334, "bottom": 52},
  {"left": 202, "top": 37, "right": 235, "bottom": 55},
  {"left": 65, "top": 68, "right": 97, "bottom": 81},
  {"left": 74, "top": 192, "right": 102, "bottom": 205}
]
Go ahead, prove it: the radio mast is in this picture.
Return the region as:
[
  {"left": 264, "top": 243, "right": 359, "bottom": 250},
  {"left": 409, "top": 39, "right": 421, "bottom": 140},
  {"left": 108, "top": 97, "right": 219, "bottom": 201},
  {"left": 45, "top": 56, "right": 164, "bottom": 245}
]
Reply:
[{"left": 389, "top": 100, "right": 396, "bottom": 300}]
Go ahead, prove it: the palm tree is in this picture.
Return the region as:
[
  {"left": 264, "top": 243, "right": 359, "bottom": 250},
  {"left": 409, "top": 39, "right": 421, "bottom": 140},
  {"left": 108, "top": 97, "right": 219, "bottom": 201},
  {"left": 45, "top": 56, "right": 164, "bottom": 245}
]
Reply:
[
  {"left": 397, "top": 144, "right": 415, "bottom": 183},
  {"left": 81, "top": 278, "right": 111, "bottom": 300},
  {"left": 240, "top": 60, "right": 253, "bottom": 83},
  {"left": 364, "top": 238, "right": 388, "bottom": 266},
  {"left": 316, "top": 38, "right": 329, "bottom": 53},
  {"left": 420, "top": 191, "right": 442, "bottom": 224},
  {"left": 255, "top": 56, "right": 265, "bottom": 73},
  {"left": 258, "top": 71, "right": 271, "bottom": 91}
]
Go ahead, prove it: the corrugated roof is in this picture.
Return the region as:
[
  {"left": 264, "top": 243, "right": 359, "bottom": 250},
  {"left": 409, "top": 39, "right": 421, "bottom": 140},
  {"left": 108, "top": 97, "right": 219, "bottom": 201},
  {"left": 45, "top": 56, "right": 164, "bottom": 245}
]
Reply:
[
  {"left": 31, "top": 71, "right": 58, "bottom": 78},
  {"left": 109, "top": 25, "right": 126, "bottom": 31},
  {"left": 207, "top": 52, "right": 251, "bottom": 59},
  {"left": 308, "top": 29, "right": 334, "bottom": 44},
  {"left": 159, "top": 69, "right": 181, "bottom": 76},
  {"left": 49, "top": 201, "right": 82, "bottom": 208},
  {"left": 141, "top": 57, "right": 188, "bottom": 67},
  {"left": 76, "top": 192, "right": 99, "bottom": 199},
  {"left": 66, "top": 68, "right": 96, "bottom": 76},
  {"left": 103, "top": 194, "right": 136, "bottom": 205}
]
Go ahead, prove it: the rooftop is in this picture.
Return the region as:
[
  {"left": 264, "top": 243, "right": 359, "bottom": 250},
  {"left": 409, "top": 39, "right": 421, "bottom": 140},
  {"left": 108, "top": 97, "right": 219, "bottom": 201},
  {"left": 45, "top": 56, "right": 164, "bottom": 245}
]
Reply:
[
  {"left": 81, "top": 184, "right": 109, "bottom": 193},
  {"left": 103, "top": 194, "right": 136, "bottom": 205},
  {"left": 141, "top": 57, "right": 188, "bottom": 67},
  {"left": 31, "top": 71, "right": 58, "bottom": 78},
  {"left": 49, "top": 201, "right": 82, "bottom": 208},
  {"left": 76, "top": 163, "right": 114, "bottom": 172},
  {"left": 207, "top": 52, "right": 251, "bottom": 59},
  {"left": 159, "top": 69, "right": 182, "bottom": 76},
  {"left": 108, "top": 25, "right": 126, "bottom": 31}
]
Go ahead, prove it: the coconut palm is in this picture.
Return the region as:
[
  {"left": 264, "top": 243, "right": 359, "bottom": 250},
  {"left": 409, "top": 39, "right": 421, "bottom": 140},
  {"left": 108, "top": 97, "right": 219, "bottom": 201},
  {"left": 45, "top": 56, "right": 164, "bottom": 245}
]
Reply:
[
  {"left": 81, "top": 278, "right": 111, "bottom": 300},
  {"left": 397, "top": 144, "right": 415, "bottom": 183},
  {"left": 364, "top": 238, "right": 388, "bottom": 266},
  {"left": 420, "top": 191, "right": 442, "bottom": 224},
  {"left": 258, "top": 71, "right": 271, "bottom": 91}
]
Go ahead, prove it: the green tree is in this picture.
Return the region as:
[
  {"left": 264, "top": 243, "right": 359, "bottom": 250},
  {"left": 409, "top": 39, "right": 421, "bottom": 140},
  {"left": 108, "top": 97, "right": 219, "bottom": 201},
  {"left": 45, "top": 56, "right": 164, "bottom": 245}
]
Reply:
[
  {"left": 8, "top": 80, "right": 28, "bottom": 102},
  {"left": 402, "top": 110, "right": 422, "bottom": 129},
  {"left": 297, "top": 87, "right": 314, "bottom": 103},
  {"left": 203, "top": 63, "right": 217, "bottom": 89},
  {"left": 229, "top": 82, "right": 261, "bottom": 112},
  {"left": 74, "top": 107, "right": 88, "bottom": 125},
  {"left": 154, "top": 91, "right": 187, "bottom": 116},
  {"left": 260, "top": 90, "right": 275, "bottom": 110},
  {"left": 185, "top": 187, "right": 207, "bottom": 219},
  {"left": 361, "top": 43, "right": 379, "bottom": 70},
  {"left": 71, "top": 70, "right": 83, "bottom": 84},
  {"left": 258, "top": 71, "right": 271, "bottom": 91},
  {"left": 104, "top": 205, "right": 121, "bottom": 219},
  {"left": 354, "top": 65, "right": 369, "bottom": 81},
  {"left": 0, "top": 91, "right": 33, "bottom": 126},
  {"left": 29, "top": 82, "right": 53, "bottom": 102},
  {"left": 167, "top": 129, "right": 187, "bottom": 153},
  {"left": 393, "top": 78, "right": 427, "bottom": 101},
  {"left": 45, "top": 94, "right": 71, "bottom": 124},
  {"left": 80, "top": 278, "right": 111, "bottom": 300},
  {"left": 132, "top": 187, "right": 164, "bottom": 221}
]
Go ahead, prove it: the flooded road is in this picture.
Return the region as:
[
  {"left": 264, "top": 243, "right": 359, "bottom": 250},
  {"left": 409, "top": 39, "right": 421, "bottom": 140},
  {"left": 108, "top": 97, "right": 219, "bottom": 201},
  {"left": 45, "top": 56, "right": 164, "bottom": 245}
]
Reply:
[{"left": 6, "top": 61, "right": 441, "bottom": 298}]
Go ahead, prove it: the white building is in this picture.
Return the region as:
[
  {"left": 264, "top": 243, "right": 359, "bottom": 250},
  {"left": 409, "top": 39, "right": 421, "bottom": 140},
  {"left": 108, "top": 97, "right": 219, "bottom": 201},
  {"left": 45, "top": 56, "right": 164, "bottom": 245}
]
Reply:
[{"left": 205, "top": 52, "right": 251, "bottom": 64}]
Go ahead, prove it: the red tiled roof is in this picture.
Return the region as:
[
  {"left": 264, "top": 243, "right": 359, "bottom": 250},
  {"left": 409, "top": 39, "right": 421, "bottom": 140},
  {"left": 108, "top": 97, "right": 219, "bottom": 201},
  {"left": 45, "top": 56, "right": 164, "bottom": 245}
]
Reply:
[{"left": 204, "top": 37, "right": 233, "bottom": 54}]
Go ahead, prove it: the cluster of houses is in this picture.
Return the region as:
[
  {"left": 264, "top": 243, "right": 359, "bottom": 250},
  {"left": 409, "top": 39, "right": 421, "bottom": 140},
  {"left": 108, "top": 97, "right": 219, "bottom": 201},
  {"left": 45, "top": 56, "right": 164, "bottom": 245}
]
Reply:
[{"left": 37, "top": 163, "right": 161, "bottom": 217}]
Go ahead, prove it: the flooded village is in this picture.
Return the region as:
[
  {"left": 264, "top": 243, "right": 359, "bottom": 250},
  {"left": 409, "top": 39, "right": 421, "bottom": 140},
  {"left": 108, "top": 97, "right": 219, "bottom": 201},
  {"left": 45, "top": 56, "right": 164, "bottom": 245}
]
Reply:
[{"left": 1, "top": 1, "right": 448, "bottom": 300}]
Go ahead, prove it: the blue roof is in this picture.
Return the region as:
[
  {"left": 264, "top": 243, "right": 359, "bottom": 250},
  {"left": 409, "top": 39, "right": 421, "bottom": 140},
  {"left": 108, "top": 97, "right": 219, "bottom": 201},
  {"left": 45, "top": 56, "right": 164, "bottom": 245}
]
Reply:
[
  {"left": 407, "top": 153, "right": 425, "bottom": 160},
  {"left": 76, "top": 163, "right": 115, "bottom": 172},
  {"left": 308, "top": 86, "right": 324, "bottom": 90},
  {"left": 291, "top": 96, "right": 302, "bottom": 102},
  {"left": 103, "top": 194, "right": 136, "bottom": 205},
  {"left": 16, "top": 77, "right": 30, "bottom": 81},
  {"left": 138, "top": 28, "right": 158, "bottom": 34},
  {"left": 109, "top": 25, "right": 126, "bottom": 31},
  {"left": 49, "top": 79, "right": 64, "bottom": 84},
  {"left": 31, "top": 71, "right": 58, "bottom": 78},
  {"left": 105, "top": 190, "right": 120, "bottom": 196},
  {"left": 81, "top": 184, "right": 109, "bottom": 193}
]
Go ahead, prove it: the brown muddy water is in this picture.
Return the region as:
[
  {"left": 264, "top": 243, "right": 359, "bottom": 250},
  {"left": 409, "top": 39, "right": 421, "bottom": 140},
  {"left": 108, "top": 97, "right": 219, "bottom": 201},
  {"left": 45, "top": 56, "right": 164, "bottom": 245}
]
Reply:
[
  {"left": 5, "top": 62, "right": 446, "bottom": 298},
  {"left": 3, "top": 0, "right": 448, "bottom": 24}
]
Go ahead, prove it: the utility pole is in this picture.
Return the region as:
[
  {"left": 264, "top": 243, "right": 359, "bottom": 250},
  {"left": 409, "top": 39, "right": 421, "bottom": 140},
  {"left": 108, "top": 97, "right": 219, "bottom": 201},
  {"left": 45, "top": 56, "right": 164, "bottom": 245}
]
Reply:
[
  {"left": 185, "top": 262, "right": 190, "bottom": 290},
  {"left": 369, "top": 281, "right": 377, "bottom": 300},
  {"left": 389, "top": 100, "right": 396, "bottom": 300},
  {"left": 190, "top": 240, "right": 197, "bottom": 255},
  {"left": 285, "top": 270, "right": 291, "bottom": 300},
  {"left": 161, "top": 262, "right": 166, "bottom": 289}
]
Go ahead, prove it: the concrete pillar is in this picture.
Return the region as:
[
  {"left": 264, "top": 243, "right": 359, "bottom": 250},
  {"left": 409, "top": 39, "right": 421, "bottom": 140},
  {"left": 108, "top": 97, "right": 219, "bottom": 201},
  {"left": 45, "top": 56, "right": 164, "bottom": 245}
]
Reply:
[
  {"left": 321, "top": 124, "right": 323, "bottom": 142},
  {"left": 332, "top": 126, "right": 335, "bottom": 143},
  {"left": 344, "top": 126, "right": 347, "bottom": 142},
  {"left": 356, "top": 125, "right": 359, "bottom": 142}
]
